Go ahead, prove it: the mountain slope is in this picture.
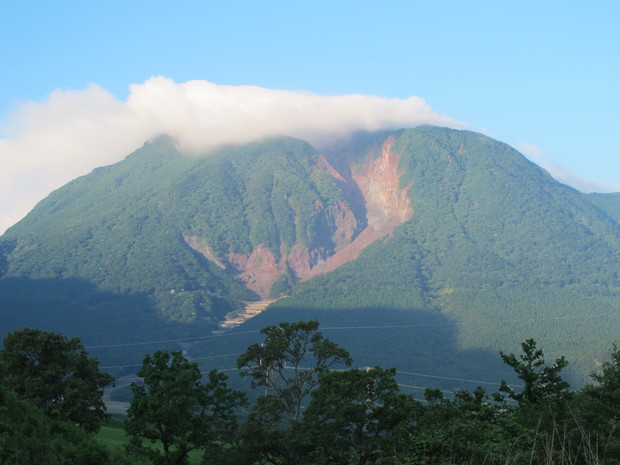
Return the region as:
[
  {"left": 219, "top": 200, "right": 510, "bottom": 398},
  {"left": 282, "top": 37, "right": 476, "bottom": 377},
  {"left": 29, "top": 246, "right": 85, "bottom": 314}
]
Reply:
[
  {"left": 1, "top": 136, "right": 370, "bottom": 325},
  {"left": 2, "top": 127, "right": 620, "bottom": 384},
  {"left": 587, "top": 192, "right": 620, "bottom": 225}
]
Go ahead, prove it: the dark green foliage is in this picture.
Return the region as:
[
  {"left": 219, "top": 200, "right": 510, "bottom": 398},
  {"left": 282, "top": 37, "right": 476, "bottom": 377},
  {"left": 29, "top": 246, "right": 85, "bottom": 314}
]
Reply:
[
  {"left": 498, "top": 338, "right": 570, "bottom": 405},
  {"left": 2, "top": 127, "right": 620, "bottom": 386},
  {"left": 236, "top": 320, "right": 353, "bottom": 465},
  {"left": 0, "top": 327, "right": 114, "bottom": 432},
  {"left": 0, "top": 386, "right": 110, "bottom": 465},
  {"left": 302, "top": 367, "right": 420, "bottom": 465},
  {"left": 588, "top": 192, "right": 620, "bottom": 225},
  {"left": 126, "top": 350, "right": 246, "bottom": 465},
  {"left": 8, "top": 323, "right": 620, "bottom": 465},
  {"left": 493, "top": 339, "right": 596, "bottom": 465},
  {"left": 408, "top": 387, "right": 529, "bottom": 465},
  {"left": 574, "top": 344, "right": 620, "bottom": 463},
  {"left": 237, "top": 320, "right": 352, "bottom": 422}
]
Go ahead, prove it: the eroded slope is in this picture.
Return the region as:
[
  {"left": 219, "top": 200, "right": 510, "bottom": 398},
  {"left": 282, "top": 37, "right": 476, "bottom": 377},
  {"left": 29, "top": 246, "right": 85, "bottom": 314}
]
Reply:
[{"left": 186, "top": 136, "right": 413, "bottom": 299}]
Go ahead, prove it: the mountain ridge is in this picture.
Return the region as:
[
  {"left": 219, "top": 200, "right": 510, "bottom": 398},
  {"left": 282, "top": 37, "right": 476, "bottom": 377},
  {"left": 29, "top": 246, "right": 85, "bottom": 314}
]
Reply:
[{"left": 2, "top": 126, "right": 620, "bottom": 384}]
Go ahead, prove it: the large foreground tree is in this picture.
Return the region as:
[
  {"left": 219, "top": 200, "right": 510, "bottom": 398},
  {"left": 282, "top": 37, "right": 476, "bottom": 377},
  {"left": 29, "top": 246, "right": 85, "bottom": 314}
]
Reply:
[
  {"left": 237, "top": 320, "right": 352, "bottom": 423},
  {"left": 0, "top": 327, "right": 114, "bottom": 432},
  {"left": 302, "top": 367, "right": 420, "bottom": 465},
  {"left": 236, "top": 320, "right": 352, "bottom": 465},
  {"left": 126, "top": 350, "right": 246, "bottom": 465}
]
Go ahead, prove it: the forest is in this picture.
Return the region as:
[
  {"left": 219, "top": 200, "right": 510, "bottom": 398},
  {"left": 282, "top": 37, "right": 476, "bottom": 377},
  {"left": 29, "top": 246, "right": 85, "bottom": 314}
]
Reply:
[
  {"left": 4, "top": 127, "right": 620, "bottom": 384},
  {"left": 3, "top": 321, "right": 620, "bottom": 465}
]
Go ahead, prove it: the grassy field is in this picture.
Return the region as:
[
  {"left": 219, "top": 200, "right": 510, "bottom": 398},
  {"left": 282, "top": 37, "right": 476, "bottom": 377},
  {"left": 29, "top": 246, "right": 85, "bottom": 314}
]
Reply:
[
  {"left": 95, "top": 419, "right": 131, "bottom": 452},
  {"left": 95, "top": 420, "right": 202, "bottom": 464}
]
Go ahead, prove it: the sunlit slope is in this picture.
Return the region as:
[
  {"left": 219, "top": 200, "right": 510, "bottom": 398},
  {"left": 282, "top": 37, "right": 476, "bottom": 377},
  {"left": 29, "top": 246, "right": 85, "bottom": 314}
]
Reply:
[
  {"left": 2, "top": 127, "right": 620, "bottom": 383},
  {"left": 587, "top": 192, "right": 620, "bottom": 225},
  {"left": 274, "top": 127, "right": 620, "bottom": 380},
  {"left": 0, "top": 136, "right": 358, "bottom": 335}
]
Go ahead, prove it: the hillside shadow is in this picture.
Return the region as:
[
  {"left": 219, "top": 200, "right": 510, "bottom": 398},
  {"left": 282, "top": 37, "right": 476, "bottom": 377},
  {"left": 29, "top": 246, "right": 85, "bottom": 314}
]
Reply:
[
  {"left": 0, "top": 276, "right": 214, "bottom": 372},
  {"left": 210, "top": 304, "right": 522, "bottom": 397},
  {"left": 0, "top": 239, "right": 16, "bottom": 277}
]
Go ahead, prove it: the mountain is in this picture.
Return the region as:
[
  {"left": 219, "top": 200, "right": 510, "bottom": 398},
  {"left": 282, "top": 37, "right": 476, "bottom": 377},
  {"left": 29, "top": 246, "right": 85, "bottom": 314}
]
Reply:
[
  {"left": 587, "top": 192, "right": 620, "bottom": 224},
  {"left": 2, "top": 127, "right": 620, "bottom": 388}
]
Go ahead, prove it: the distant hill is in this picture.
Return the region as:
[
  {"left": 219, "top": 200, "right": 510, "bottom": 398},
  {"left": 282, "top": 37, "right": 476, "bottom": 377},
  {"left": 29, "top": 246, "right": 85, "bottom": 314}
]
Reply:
[{"left": 2, "top": 127, "right": 620, "bottom": 387}]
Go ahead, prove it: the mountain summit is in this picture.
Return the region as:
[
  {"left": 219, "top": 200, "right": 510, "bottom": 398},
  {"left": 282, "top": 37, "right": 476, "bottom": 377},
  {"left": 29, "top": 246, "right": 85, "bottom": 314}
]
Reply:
[{"left": 2, "top": 127, "right": 620, "bottom": 384}]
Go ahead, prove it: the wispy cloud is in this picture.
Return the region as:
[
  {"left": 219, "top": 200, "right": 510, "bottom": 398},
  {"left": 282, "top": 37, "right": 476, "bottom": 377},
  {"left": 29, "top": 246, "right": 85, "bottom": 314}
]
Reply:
[
  {"left": 517, "top": 142, "right": 620, "bottom": 194},
  {"left": 0, "top": 77, "right": 463, "bottom": 234}
]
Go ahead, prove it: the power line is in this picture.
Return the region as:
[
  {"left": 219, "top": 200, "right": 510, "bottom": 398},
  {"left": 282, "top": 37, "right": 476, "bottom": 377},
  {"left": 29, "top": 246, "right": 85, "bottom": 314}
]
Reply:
[
  {"left": 85, "top": 329, "right": 261, "bottom": 349},
  {"left": 100, "top": 352, "right": 243, "bottom": 370},
  {"left": 320, "top": 312, "right": 620, "bottom": 332},
  {"left": 86, "top": 310, "right": 620, "bottom": 350},
  {"left": 397, "top": 383, "right": 454, "bottom": 394},
  {"left": 396, "top": 370, "right": 506, "bottom": 387}
]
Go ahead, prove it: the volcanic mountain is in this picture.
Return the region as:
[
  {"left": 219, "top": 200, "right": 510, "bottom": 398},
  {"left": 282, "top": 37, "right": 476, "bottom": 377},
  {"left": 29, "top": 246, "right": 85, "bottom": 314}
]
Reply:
[{"left": 2, "top": 126, "right": 620, "bottom": 385}]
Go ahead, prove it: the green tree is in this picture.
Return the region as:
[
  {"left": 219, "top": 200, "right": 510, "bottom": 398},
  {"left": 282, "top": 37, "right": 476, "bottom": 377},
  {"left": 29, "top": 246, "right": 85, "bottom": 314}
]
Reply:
[
  {"left": 497, "top": 338, "right": 576, "bottom": 465},
  {"left": 236, "top": 320, "right": 352, "bottom": 423},
  {"left": 497, "top": 338, "right": 570, "bottom": 405},
  {"left": 0, "top": 327, "right": 114, "bottom": 432},
  {"left": 590, "top": 342, "right": 620, "bottom": 391},
  {"left": 126, "top": 350, "right": 246, "bottom": 465},
  {"left": 236, "top": 320, "right": 352, "bottom": 465},
  {"left": 0, "top": 385, "right": 109, "bottom": 465},
  {"left": 574, "top": 343, "right": 620, "bottom": 464},
  {"left": 301, "top": 367, "right": 420, "bottom": 465}
]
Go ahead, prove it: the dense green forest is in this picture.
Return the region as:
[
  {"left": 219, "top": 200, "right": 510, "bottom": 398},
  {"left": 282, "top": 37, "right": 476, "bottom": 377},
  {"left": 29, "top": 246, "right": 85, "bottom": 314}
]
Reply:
[
  {"left": 4, "top": 323, "right": 620, "bottom": 465},
  {"left": 2, "top": 126, "right": 620, "bottom": 385}
]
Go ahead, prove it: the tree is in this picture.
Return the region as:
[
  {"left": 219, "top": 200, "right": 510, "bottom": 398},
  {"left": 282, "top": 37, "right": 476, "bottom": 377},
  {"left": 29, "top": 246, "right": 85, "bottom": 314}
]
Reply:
[
  {"left": 301, "top": 367, "right": 420, "bottom": 465},
  {"left": 0, "top": 327, "right": 114, "bottom": 432},
  {"left": 574, "top": 343, "right": 620, "bottom": 463},
  {"left": 497, "top": 339, "right": 576, "bottom": 465},
  {"left": 126, "top": 350, "right": 246, "bottom": 465},
  {"left": 236, "top": 320, "right": 352, "bottom": 465},
  {"left": 236, "top": 320, "right": 352, "bottom": 423},
  {"left": 590, "top": 342, "right": 620, "bottom": 391},
  {"left": 497, "top": 338, "right": 570, "bottom": 405},
  {"left": 0, "top": 385, "right": 110, "bottom": 465}
]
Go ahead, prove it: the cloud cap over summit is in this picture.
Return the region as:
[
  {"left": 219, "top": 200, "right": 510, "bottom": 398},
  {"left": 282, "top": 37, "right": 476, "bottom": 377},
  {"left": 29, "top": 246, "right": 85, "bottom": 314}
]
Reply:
[{"left": 0, "top": 77, "right": 463, "bottom": 234}]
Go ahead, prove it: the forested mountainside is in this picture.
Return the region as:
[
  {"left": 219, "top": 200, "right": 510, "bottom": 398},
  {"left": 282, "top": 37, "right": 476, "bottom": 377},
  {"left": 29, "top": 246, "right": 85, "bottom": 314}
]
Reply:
[
  {"left": 588, "top": 192, "right": 620, "bottom": 224},
  {"left": 1, "top": 126, "right": 620, "bottom": 384}
]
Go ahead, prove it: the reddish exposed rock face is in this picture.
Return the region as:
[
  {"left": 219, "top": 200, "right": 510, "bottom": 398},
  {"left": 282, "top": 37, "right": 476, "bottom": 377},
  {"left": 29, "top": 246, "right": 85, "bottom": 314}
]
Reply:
[
  {"left": 307, "top": 137, "right": 414, "bottom": 276},
  {"left": 228, "top": 246, "right": 281, "bottom": 298},
  {"left": 186, "top": 136, "right": 413, "bottom": 298},
  {"left": 353, "top": 136, "right": 413, "bottom": 234}
]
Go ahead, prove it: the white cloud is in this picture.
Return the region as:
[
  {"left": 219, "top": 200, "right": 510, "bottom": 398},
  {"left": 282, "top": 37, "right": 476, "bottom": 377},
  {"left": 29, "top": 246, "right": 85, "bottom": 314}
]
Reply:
[
  {"left": 125, "top": 77, "right": 462, "bottom": 152},
  {"left": 0, "top": 76, "right": 464, "bottom": 234},
  {"left": 517, "top": 142, "right": 620, "bottom": 193}
]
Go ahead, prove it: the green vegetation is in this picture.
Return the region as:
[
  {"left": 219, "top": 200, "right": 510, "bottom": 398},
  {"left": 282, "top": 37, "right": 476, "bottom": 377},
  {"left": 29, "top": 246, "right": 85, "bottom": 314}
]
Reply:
[
  {"left": 0, "top": 329, "right": 113, "bottom": 464},
  {"left": 0, "top": 136, "right": 353, "bottom": 336},
  {"left": 0, "top": 327, "right": 114, "bottom": 432},
  {"left": 272, "top": 127, "right": 620, "bottom": 382},
  {"left": 588, "top": 192, "right": 620, "bottom": 224},
  {"left": 96, "top": 420, "right": 132, "bottom": 452},
  {"left": 0, "top": 388, "right": 110, "bottom": 465},
  {"left": 2, "top": 126, "right": 620, "bottom": 386},
  {"left": 126, "top": 350, "right": 246, "bottom": 465},
  {"left": 237, "top": 320, "right": 352, "bottom": 422},
  {"left": 7, "top": 323, "right": 620, "bottom": 463}
]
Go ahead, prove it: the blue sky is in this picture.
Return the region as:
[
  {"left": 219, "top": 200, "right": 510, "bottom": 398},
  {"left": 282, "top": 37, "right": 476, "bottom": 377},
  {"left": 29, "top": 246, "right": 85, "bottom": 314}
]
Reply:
[{"left": 1, "top": 0, "right": 619, "bottom": 233}]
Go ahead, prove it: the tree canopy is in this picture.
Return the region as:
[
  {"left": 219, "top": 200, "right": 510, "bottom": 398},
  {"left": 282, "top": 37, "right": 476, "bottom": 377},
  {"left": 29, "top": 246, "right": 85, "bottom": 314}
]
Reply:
[
  {"left": 126, "top": 350, "right": 246, "bottom": 465},
  {"left": 0, "top": 327, "right": 114, "bottom": 432}
]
